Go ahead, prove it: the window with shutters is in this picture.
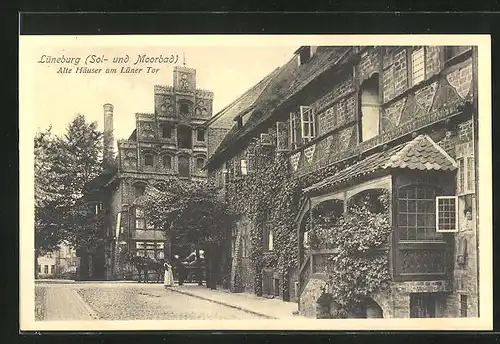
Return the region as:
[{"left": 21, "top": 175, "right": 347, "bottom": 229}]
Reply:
[
  {"left": 196, "top": 128, "right": 206, "bottom": 142},
  {"left": 397, "top": 185, "right": 444, "bottom": 241},
  {"left": 300, "top": 106, "right": 316, "bottom": 143},
  {"left": 436, "top": 196, "right": 458, "bottom": 233}
]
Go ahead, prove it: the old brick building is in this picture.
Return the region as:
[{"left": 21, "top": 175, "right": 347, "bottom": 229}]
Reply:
[
  {"left": 80, "top": 66, "right": 215, "bottom": 280},
  {"left": 206, "top": 45, "right": 479, "bottom": 318}
]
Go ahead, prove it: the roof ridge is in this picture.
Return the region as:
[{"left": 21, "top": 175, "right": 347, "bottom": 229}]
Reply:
[
  {"left": 203, "top": 66, "right": 281, "bottom": 128},
  {"left": 422, "top": 134, "right": 458, "bottom": 169}
]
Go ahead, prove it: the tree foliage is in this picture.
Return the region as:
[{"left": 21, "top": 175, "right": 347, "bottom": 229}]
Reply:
[
  {"left": 313, "top": 191, "right": 392, "bottom": 316},
  {"left": 141, "top": 178, "right": 233, "bottom": 248},
  {"left": 34, "top": 114, "right": 104, "bottom": 255}
]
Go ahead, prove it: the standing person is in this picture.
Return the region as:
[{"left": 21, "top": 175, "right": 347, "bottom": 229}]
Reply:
[{"left": 163, "top": 259, "right": 174, "bottom": 287}]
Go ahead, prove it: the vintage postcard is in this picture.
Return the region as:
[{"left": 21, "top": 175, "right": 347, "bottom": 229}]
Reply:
[{"left": 19, "top": 34, "right": 492, "bottom": 331}]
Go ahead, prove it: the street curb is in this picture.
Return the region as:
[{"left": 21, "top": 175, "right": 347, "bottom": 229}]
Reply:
[
  {"left": 71, "top": 289, "right": 100, "bottom": 320},
  {"left": 167, "top": 287, "right": 277, "bottom": 319}
]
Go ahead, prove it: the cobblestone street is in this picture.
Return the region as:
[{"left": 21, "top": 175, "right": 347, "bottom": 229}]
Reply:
[{"left": 35, "top": 282, "right": 266, "bottom": 320}]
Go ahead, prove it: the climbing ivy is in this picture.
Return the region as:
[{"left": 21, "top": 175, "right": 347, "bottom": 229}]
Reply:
[
  {"left": 314, "top": 191, "right": 392, "bottom": 316},
  {"left": 226, "top": 136, "right": 392, "bottom": 308},
  {"left": 227, "top": 140, "right": 301, "bottom": 297}
]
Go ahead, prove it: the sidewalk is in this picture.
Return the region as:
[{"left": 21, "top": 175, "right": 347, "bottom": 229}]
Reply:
[{"left": 168, "top": 284, "right": 305, "bottom": 319}]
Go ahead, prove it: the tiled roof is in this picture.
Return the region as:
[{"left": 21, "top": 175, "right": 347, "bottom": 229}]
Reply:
[
  {"left": 206, "top": 46, "right": 353, "bottom": 168},
  {"left": 303, "top": 135, "right": 457, "bottom": 194},
  {"left": 204, "top": 67, "right": 281, "bottom": 130}
]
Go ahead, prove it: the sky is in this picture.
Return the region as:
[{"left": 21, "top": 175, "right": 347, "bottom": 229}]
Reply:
[{"left": 26, "top": 42, "right": 297, "bottom": 145}]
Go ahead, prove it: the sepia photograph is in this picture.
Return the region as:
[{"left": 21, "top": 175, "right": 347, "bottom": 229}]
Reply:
[{"left": 19, "top": 34, "right": 492, "bottom": 331}]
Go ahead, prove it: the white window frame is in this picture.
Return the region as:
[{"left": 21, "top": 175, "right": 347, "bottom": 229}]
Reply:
[
  {"left": 435, "top": 196, "right": 458, "bottom": 233},
  {"left": 300, "top": 106, "right": 316, "bottom": 143}
]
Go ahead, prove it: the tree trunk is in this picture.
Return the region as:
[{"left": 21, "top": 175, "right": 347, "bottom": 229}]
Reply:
[
  {"left": 196, "top": 247, "right": 203, "bottom": 286},
  {"left": 34, "top": 250, "right": 39, "bottom": 280}
]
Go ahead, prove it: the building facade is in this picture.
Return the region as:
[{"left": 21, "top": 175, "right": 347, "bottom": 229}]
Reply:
[
  {"left": 206, "top": 45, "right": 479, "bottom": 318},
  {"left": 80, "top": 66, "right": 214, "bottom": 280},
  {"left": 37, "top": 242, "right": 80, "bottom": 279}
]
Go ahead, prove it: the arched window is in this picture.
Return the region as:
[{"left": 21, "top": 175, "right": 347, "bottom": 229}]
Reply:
[
  {"left": 397, "top": 185, "right": 443, "bottom": 241},
  {"left": 162, "top": 155, "right": 172, "bottom": 170},
  {"left": 144, "top": 153, "right": 154, "bottom": 167},
  {"left": 178, "top": 155, "right": 190, "bottom": 177},
  {"left": 359, "top": 74, "right": 381, "bottom": 142}
]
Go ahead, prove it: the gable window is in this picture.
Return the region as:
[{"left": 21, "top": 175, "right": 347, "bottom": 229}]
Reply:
[
  {"left": 162, "top": 155, "right": 172, "bottom": 170},
  {"left": 134, "top": 183, "right": 146, "bottom": 198},
  {"left": 178, "top": 155, "right": 190, "bottom": 178},
  {"left": 180, "top": 102, "right": 190, "bottom": 116},
  {"left": 144, "top": 153, "right": 154, "bottom": 167},
  {"left": 160, "top": 123, "right": 173, "bottom": 139},
  {"left": 177, "top": 125, "right": 192, "bottom": 149},
  {"left": 411, "top": 47, "right": 426, "bottom": 86},
  {"left": 196, "top": 157, "right": 205, "bottom": 171},
  {"left": 360, "top": 74, "right": 381, "bottom": 142},
  {"left": 196, "top": 128, "right": 206, "bottom": 142},
  {"left": 397, "top": 185, "right": 443, "bottom": 241}
]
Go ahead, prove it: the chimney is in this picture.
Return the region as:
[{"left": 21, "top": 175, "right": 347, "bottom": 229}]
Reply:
[{"left": 103, "top": 103, "right": 114, "bottom": 168}]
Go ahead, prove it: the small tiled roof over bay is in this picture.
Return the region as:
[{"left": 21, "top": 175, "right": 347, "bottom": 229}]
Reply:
[
  {"left": 205, "top": 46, "right": 353, "bottom": 169},
  {"left": 303, "top": 134, "right": 457, "bottom": 194}
]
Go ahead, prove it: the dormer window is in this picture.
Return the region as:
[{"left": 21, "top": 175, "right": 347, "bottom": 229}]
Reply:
[
  {"left": 297, "top": 46, "right": 317, "bottom": 66},
  {"left": 236, "top": 116, "right": 243, "bottom": 129}
]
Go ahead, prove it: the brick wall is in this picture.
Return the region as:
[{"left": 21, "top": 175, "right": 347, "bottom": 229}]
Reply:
[{"left": 358, "top": 47, "right": 381, "bottom": 82}]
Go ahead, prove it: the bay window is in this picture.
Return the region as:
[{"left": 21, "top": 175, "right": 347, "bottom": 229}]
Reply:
[{"left": 397, "top": 185, "right": 443, "bottom": 241}]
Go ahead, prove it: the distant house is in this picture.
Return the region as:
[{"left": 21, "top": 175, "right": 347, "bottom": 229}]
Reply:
[
  {"left": 206, "top": 45, "right": 479, "bottom": 318},
  {"left": 37, "top": 242, "right": 79, "bottom": 279}
]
